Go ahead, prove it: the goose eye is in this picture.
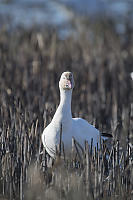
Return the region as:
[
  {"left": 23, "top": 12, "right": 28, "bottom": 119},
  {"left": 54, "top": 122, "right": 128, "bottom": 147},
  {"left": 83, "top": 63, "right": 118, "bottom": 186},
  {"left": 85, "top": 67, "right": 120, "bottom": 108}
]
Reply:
[{"left": 63, "top": 76, "right": 66, "bottom": 79}]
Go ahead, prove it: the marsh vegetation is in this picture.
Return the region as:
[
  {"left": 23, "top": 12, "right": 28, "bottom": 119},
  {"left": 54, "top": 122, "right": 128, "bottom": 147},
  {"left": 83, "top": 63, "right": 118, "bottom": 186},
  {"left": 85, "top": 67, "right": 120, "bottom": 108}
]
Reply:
[{"left": 0, "top": 19, "right": 133, "bottom": 199}]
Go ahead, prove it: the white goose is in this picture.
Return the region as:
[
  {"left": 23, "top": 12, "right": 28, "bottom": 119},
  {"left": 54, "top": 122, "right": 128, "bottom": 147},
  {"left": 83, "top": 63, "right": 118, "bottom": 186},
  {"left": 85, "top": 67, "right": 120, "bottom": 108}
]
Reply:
[{"left": 42, "top": 72, "right": 102, "bottom": 158}]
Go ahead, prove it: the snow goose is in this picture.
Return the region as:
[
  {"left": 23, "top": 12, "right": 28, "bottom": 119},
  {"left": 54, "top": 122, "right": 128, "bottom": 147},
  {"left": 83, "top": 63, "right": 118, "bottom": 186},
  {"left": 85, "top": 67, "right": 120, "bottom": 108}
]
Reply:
[{"left": 42, "top": 72, "right": 106, "bottom": 158}]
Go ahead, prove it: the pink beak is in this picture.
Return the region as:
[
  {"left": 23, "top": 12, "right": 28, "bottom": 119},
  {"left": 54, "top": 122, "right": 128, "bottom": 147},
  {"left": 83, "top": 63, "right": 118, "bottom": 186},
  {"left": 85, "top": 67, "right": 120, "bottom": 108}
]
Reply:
[{"left": 66, "top": 80, "right": 72, "bottom": 89}]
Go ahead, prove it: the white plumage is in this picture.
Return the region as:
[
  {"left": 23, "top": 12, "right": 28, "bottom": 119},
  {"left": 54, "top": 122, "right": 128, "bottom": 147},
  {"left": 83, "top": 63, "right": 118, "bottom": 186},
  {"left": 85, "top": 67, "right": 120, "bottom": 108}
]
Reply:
[
  {"left": 131, "top": 72, "right": 133, "bottom": 80},
  {"left": 42, "top": 72, "right": 100, "bottom": 158}
]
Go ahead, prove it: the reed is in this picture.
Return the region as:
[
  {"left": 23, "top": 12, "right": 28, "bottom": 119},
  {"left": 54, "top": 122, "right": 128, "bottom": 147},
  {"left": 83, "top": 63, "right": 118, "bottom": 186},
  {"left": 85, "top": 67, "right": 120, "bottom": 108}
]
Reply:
[{"left": 0, "top": 19, "right": 133, "bottom": 199}]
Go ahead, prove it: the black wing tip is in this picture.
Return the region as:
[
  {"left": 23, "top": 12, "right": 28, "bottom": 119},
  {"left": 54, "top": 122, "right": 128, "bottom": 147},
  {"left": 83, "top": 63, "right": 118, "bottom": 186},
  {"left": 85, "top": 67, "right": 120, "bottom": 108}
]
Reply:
[{"left": 101, "top": 132, "right": 113, "bottom": 138}]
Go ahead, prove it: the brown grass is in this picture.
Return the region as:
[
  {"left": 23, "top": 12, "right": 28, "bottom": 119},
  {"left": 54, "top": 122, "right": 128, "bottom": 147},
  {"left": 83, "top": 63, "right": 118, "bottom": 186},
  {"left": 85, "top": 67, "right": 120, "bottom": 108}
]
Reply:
[{"left": 0, "top": 19, "right": 133, "bottom": 199}]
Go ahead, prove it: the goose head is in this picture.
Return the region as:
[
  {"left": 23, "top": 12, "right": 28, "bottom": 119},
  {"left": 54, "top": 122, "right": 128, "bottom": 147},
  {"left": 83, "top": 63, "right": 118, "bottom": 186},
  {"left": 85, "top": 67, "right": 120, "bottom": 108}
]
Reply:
[{"left": 59, "top": 72, "right": 75, "bottom": 90}]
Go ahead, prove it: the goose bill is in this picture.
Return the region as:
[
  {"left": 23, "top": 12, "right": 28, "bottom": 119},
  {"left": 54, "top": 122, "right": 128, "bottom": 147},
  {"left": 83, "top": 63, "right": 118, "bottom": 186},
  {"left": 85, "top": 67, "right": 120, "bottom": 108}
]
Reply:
[{"left": 66, "top": 80, "right": 72, "bottom": 89}]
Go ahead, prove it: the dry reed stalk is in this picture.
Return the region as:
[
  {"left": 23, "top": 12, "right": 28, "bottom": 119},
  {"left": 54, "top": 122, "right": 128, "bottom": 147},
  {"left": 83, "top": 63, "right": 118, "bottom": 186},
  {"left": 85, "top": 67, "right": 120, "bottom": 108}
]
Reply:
[
  {"left": 0, "top": 25, "right": 133, "bottom": 200},
  {"left": 85, "top": 141, "right": 94, "bottom": 199},
  {"left": 59, "top": 123, "right": 62, "bottom": 157}
]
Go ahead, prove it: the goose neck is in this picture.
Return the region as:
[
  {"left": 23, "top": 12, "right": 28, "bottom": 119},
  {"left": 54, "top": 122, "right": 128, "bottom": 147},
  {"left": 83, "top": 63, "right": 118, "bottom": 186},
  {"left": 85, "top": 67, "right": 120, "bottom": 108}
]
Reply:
[
  {"left": 60, "top": 89, "right": 72, "bottom": 107},
  {"left": 52, "top": 89, "right": 72, "bottom": 123}
]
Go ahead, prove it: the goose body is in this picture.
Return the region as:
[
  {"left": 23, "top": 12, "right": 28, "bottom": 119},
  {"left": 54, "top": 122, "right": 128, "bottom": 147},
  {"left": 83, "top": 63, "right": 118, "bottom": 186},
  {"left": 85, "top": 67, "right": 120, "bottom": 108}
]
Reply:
[{"left": 42, "top": 72, "right": 100, "bottom": 158}]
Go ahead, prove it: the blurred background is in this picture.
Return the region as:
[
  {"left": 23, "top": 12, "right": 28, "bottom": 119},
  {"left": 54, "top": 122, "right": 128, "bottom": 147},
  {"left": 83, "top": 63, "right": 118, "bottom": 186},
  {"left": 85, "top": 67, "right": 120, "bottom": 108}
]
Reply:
[
  {"left": 0, "top": 0, "right": 133, "bottom": 199},
  {"left": 0, "top": 0, "right": 133, "bottom": 36},
  {"left": 0, "top": 0, "right": 132, "bottom": 137}
]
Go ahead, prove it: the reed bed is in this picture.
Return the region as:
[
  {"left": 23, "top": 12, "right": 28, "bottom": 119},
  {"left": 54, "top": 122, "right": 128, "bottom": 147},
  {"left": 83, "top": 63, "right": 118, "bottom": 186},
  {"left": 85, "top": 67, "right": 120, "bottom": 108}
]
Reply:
[{"left": 0, "top": 20, "right": 133, "bottom": 199}]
